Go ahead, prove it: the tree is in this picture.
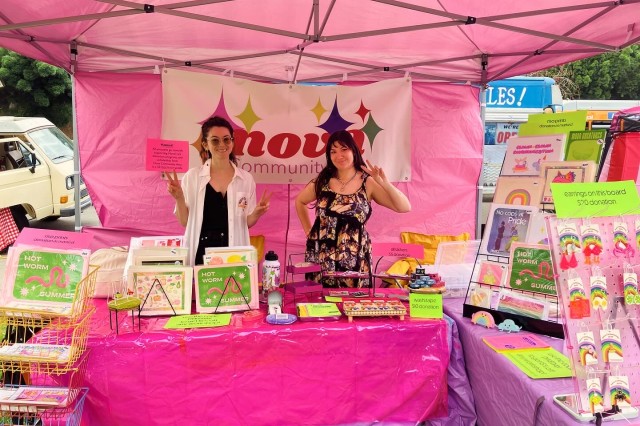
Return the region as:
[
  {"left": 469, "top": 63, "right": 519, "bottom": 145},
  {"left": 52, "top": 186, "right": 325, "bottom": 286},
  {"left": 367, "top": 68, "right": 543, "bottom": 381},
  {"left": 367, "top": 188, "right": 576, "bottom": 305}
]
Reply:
[
  {"left": 530, "top": 44, "right": 640, "bottom": 100},
  {"left": 0, "top": 48, "right": 72, "bottom": 127}
]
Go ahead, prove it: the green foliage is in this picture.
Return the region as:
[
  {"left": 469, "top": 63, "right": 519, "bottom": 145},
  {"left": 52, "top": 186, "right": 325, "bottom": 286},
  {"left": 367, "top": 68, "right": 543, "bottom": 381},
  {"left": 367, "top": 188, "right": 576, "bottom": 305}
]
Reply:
[
  {"left": 0, "top": 48, "right": 72, "bottom": 127},
  {"left": 531, "top": 44, "right": 640, "bottom": 100}
]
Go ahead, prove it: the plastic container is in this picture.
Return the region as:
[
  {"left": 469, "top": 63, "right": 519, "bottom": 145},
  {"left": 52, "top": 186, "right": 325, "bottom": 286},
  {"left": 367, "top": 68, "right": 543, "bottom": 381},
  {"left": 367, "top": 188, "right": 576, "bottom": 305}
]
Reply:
[{"left": 262, "top": 250, "right": 281, "bottom": 291}]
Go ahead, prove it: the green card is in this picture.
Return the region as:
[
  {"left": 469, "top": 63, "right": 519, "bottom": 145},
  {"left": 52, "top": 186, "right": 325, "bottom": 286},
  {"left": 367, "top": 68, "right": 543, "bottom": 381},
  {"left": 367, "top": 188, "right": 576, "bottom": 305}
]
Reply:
[
  {"left": 518, "top": 110, "right": 587, "bottom": 137},
  {"left": 164, "top": 313, "right": 231, "bottom": 329},
  {"left": 509, "top": 244, "right": 556, "bottom": 295},
  {"left": 14, "top": 250, "right": 85, "bottom": 303},
  {"left": 551, "top": 181, "right": 640, "bottom": 218},
  {"left": 409, "top": 293, "right": 443, "bottom": 318},
  {"left": 324, "top": 296, "right": 343, "bottom": 302},
  {"left": 302, "top": 303, "right": 341, "bottom": 317},
  {"left": 565, "top": 130, "right": 606, "bottom": 163},
  {"left": 502, "top": 348, "right": 572, "bottom": 379}
]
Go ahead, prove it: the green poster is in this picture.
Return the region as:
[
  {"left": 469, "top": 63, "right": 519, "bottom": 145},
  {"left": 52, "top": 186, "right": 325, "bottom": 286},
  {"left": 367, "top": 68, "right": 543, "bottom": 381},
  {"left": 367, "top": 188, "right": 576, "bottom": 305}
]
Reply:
[
  {"left": 518, "top": 110, "right": 587, "bottom": 137},
  {"left": 565, "top": 130, "right": 606, "bottom": 163},
  {"left": 14, "top": 250, "right": 85, "bottom": 303},
  {"left": 196, "top": 264, "right": 253, "bottom": 308},
  {"left": 508, "top": 245, "right": 556, "bottom": 295}
]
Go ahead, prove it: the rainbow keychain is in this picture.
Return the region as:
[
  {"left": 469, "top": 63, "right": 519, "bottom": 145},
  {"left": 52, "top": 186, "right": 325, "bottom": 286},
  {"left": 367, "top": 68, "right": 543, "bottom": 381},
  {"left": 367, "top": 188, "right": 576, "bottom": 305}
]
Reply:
[
  {"left": 613, "top": 220, "right": 635, "bottom": 258},
  {"left": 567, "top": 271, "right": 590, "bottom": 319},
  {"left": 609, "top": 374, "right": 632, "bottom": 410},
  {"left": 600, "top": 325, "right": 623, "bottom": 364},
  {"left": 577, "top": 330, "right": 598, "bottom": 366},
  {"left": 590, "top": 266, "right": 608, "bottom": 311},
  {"left": 580, "top": 221, "right": 603, "bottom": 265},
  {"left": 623, "top": 263, "right": 639, "bottom": 305},
  {"left": 635, "top": 218, "right": 640, "bottom": 251},
  {"left": 557, "top": 220, "right": 581, "bottom": 270},
  {"left": 586, "top": 376, "right": 605, "bottom": 414}
]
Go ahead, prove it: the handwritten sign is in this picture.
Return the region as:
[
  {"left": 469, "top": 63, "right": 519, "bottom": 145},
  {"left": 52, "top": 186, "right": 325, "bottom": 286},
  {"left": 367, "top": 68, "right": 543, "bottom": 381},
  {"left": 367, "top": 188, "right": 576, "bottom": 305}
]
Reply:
[
  {"left": 15, "top": 228, "right": 93, "bottom": 250},
  {"left": 372, "top": 243, "right": 423, "bottom": 259},
  {"left": 551, "top": 181, "right": 640, "bottom": 218},
  {"left": 503, "top": 348, "right": 572, "bottom": 379},
  {"left": 409, "top": 293, "right": 443, "bottom": 319},
  {"left": 145, "top": 138, "right": 189, "bottom": 172},
  {"left": 164, "top": 313, "right": 231, "bottom": 329}
]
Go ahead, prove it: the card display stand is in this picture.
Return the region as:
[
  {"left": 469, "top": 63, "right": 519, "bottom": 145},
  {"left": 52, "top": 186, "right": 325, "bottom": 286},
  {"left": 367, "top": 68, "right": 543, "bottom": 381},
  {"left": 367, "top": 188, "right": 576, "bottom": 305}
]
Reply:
[
  {"left": 284, "top": 254, "right": 323, "bottom": 301},
  {"left": 463, "top": 252, "right": 563, "bottom": 339},
  {"left": 0, "top": 265, "right": 97, "bottom": 424},
  {"left": 548, "top": 214, "right": 640, "bottom": 421}
]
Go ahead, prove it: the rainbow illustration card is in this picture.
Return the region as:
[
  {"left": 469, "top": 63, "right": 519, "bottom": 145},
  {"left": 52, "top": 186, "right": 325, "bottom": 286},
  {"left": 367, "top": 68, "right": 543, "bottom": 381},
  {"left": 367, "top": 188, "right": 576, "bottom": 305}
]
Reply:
[
  {"left": 501, "top": 134, "right": 566, "bottom": 177},
  {"left": 539, "top": 160, "right": 596, "bottom": 204},
  {"left": 493, "top": 176, "right": 543, "bottom": 207},
  {"left": 609, "top": 376, "right": 632, "bottom": 408},
  {"left": 577, "top": 331, "right": 598, "bottom": 366},
  {"left": 600, "top": 329, "right": 623, "bottom": 363},
  {"left": 480, "top": 204, "right": 537, "bottom": 257},
  {"left": 468, "top": 284, "right": 492, "bottom": 309},
  {"left": 590, "top": 276, "right": 608, "bottom": 311},
  {"left": 586, "top": 378, "right": 605, "bottom": 413},
  {"left": 623, "top": 272, "right": 638, "bottom": 305}
]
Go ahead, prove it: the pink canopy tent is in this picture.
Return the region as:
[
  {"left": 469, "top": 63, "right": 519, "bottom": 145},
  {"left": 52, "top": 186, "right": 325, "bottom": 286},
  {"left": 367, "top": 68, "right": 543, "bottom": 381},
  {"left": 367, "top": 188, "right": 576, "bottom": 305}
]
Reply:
[{"left": 1, "top": 1, "right": 639, "bottom": 259}]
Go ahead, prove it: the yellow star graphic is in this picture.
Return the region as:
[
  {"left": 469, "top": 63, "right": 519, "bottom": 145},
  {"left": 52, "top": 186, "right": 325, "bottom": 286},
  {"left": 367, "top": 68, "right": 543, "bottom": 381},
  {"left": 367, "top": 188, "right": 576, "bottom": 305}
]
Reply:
[
  {"left": 236, "top": 97, "right": 261, "bottom": 132},
  {"left": 311, "top": 98, "right": 327, "bottom": 123}
]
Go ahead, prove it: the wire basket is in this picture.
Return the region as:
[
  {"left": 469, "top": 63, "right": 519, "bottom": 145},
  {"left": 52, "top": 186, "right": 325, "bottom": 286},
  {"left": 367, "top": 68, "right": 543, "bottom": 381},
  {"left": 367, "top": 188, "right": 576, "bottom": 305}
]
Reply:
[
  {"left": 0, "top": 309, "right": 94, "bottom": 375},
  {"left": 0, "top": 387, "right": 88, "bottom": 426},
  {"left": 0, "top": 266, "right": 98, "bottom": 324}
]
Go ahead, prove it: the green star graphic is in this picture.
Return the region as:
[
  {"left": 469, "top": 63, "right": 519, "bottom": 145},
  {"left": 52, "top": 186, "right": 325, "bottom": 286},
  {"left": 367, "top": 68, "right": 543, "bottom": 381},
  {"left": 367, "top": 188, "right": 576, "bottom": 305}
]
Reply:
[{"left": 361, "top": 114, "right": 383, "bottom": 149}]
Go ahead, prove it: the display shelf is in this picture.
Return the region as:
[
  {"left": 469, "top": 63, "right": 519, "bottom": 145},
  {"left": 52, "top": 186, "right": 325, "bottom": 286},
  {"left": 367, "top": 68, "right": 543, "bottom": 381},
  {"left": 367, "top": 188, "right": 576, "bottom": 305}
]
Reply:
[
  {"left": 0, "top": 387, "right": 88, "bottom": 426},
  {"left": 0, "top": 265, "right": 98, "bottom": 323},
  {"left": 0, "top": 308, "right": 94, "bottom": 374}
]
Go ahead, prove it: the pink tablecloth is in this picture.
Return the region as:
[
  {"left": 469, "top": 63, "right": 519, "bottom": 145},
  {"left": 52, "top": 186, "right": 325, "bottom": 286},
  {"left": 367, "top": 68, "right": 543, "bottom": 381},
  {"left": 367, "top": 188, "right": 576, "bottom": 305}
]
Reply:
[{"left": 82, "top": 298, "right": 457, "bottom": 425}]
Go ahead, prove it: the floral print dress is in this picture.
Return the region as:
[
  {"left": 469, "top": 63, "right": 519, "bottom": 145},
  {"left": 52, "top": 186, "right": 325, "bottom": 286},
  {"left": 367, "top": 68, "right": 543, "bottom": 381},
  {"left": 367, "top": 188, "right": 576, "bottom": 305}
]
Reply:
[{"left": 305, "top": 176, "right": 372, "bottom": 288}]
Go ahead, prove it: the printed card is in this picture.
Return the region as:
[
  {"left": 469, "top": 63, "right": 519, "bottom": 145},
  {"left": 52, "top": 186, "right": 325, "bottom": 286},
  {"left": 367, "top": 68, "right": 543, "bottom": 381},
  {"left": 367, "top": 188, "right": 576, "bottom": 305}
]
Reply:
[
  {"left": 480, "top": 204, "right": 537, "bottom": 257},
  {"left": 539, "top": 161, "right": 596, "bottom": 204},
  {"left": 577, "top": 331, "right": 598, "bottom": 366},
  {"left": 609, "top": 376, "right": 632, "bottom": 408},
  {"left": 590, "top": 276, "right": 608, "bottom": 311},
  {"left": 623, "top": 272, "right": 639, "bottom": 305},
  {"left": 474, "top": 260, "right": 507, "bottom": 286},
  {"left": 600, "top": 329, "right": 623, "bottom": 363},
  {"left": 501, "top": 135, "right": 566, "bottom": 177},
  {"left": 194, "top": 263, "right": 259, "bottom": 313},
  {"left": 467, "top": 284, "right": 492, "bottom": 309},
  {"left": 129, "top": 266, "right": 193, "bottom": 316},
  {"left": 496, "top": 289, "right": 549, "bottom": 320},
  {"left": 493, "top": 176, "right": 543, "bottom": 206},
  {"left": 508, "top": 243, "right": 556, "bottom": 295},
  {"left": 565, "top": 130, "right": 606, "bottom": 163},
  {"left": 586, "top": 378, "right": 605, "bottom": 413}
]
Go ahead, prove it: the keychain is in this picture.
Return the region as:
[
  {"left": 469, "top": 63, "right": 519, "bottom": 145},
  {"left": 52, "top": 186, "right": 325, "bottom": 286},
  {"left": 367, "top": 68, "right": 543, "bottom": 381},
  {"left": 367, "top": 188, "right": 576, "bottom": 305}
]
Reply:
[
  {"left": 613, "top": 219, "right": 635, "bottom": 258},
  {"left": 609, "top": 374, "right": 632, "bottom": 412},
  {"left": 580, "top": 220, "right": 603, "bottom": 265},
  {"left": 623, "top": 264, "right": 639, "bottom": 305},
  {"left": 577, "top": 330, "right": 598, "bottom": 366},
  {"left": 590, "top": 266, "right": 608, "bottom": 311},
  {"left": 567, "top": 270, "right": 590, "bottom": 319},
  {"left": 586, "top": 374, "right": 604, "bottom": 414},
  {"left": 600, "top": 324, "right": 623, "bottom": 364}
]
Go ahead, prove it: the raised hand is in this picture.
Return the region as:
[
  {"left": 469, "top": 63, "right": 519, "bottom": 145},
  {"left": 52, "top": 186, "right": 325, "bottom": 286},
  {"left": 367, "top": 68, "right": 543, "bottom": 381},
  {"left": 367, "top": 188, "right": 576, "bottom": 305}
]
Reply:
[
  {"left": 252, "top": 190, "right": 272, "bottom": 217},
  {"left": 362, "top": 160, "right": 388, "bottom": 186},
  {"left": 166, "top": 170, "right": 184, "bottom": 200}
]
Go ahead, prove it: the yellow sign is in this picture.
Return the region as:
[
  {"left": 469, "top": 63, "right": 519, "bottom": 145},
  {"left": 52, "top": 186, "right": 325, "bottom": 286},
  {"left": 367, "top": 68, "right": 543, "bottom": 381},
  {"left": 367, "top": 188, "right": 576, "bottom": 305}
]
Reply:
[
  {"left": 503, "top": 348, "right": 572, "bottom": 379},
  {"left": 164, "top": 313, "right": 231, "bottom": 329},
  {"left": 409, "top": 293, "right": 443, "bottom": 318},
  {"left": 551, "top": 181, "right": 640, "bottom": 218}
]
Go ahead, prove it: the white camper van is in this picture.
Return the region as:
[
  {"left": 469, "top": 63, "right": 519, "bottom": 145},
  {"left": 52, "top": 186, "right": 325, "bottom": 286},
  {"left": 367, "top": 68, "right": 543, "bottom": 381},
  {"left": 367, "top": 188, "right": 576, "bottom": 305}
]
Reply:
[{"left": 0, "top": 117, "right": 92, "bottom": 225}]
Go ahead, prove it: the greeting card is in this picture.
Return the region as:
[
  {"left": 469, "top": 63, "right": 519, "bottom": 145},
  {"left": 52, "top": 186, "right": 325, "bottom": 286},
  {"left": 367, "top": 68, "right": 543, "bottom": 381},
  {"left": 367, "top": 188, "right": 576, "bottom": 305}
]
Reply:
[
  {"left": 508, "top": 243, "right": 556, "bottom": 295},
  {"left": 194, "top": 262, "right": 258, "bottom": 313},
  {"left": 493, "top": 176, "right": 544, "bottom": 206},
  {"left": 565, "top": 130, "right": 606, "bottom": 163},
  {"left": 501, "top": 134, "right": 566, "bottom": 177},
  {"left": 128, "top": 266, "right": 193, "bottom": 316},
  {"left": 496, "top": 289, "right": 549, "bottom": 320},
  {"left": 474, "top": 260, "right": 507, "bottom": 286},
  {"left": 539, "top": 160, "right": 596, "bottom": 204}
]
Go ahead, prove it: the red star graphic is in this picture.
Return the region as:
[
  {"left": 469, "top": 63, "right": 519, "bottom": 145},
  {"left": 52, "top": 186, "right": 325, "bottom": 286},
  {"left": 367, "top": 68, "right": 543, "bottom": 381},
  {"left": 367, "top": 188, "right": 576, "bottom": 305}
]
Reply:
[{"left": 355, "top": 101, "right": 370, "bottom": 122}]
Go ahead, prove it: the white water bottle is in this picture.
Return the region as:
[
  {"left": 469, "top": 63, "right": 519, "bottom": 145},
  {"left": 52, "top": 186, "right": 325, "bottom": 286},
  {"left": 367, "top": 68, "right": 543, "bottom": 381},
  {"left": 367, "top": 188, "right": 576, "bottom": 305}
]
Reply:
[{"left": 262, "top": 251, "right": 280, "bottom": 291}]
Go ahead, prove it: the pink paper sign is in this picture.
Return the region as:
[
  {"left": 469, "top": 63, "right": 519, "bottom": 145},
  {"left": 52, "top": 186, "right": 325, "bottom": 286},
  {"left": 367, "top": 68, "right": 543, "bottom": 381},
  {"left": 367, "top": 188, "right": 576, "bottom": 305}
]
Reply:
[
  {"left": 15, "top": 228, "right": 93, "bottom": 250},
  {"left": 145, "top": 138, "right": 189, "bottom": 172},
  {"left": 372, "top": 243, "right": 423, "bottom": 259}
]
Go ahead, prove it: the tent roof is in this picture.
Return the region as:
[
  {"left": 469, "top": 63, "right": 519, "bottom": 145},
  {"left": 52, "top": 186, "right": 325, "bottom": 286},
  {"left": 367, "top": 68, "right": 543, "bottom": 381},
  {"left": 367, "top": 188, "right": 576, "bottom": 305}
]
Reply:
[{"left": 1, "top": 0, "right": 639, "bottom": 84}]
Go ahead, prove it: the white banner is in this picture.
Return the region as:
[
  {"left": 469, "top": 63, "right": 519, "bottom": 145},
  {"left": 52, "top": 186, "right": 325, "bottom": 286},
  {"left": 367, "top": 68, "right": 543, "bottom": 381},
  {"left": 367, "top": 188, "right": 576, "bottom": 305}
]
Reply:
[{"left": 162, "top": 69, "right": 411, "bottom": 184}]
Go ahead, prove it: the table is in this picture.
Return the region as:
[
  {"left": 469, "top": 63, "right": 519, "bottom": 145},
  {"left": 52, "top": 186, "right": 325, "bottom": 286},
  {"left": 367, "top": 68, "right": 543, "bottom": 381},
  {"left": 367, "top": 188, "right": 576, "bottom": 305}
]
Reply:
[
  {"left": 444, "top": 298, "right": 639, "bottom": 426},
  {"left": 81, "top": 297, "right": 476, "bottom": 425}
]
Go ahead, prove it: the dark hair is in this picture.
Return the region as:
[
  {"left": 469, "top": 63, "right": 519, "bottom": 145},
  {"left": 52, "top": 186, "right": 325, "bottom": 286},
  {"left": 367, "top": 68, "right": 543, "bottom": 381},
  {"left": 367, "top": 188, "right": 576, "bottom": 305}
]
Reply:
[
  {"left": 200, "top": 116, "right": 237, "bottom": 165},
  {"left": 313, "top": 130, "right": 366, "bottom": 197}
]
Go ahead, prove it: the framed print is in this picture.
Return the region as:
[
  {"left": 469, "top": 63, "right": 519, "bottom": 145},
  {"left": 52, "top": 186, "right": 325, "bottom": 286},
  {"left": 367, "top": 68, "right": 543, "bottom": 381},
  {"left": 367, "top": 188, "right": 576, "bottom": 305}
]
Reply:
[
  {"left": 539, "top": 160, "right": 596, "bottom": 204},
  {"left": 194, "top": 262, "right": 258, "bottom": 313},
  {"left": 132, "top": 247, "right": 188, "bottom": 266},
  {"left": 203, "top": 246, "right": 258, "bottom": 264},
  {"left": 128, "top": 266, "right": 193, "bottom": 316}
]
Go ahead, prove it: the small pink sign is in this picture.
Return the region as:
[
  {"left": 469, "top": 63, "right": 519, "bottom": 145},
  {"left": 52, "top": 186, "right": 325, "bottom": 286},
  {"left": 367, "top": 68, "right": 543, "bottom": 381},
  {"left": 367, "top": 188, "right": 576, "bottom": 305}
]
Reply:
[
  {"left": 372, "top": 243, "right": 423, "bottom": 259},
  {"left": 15, "top": 228, "right": 93, "bottom": 250},
  {"left": 145, "top": 138, "right": 189, "bottom": 172}
]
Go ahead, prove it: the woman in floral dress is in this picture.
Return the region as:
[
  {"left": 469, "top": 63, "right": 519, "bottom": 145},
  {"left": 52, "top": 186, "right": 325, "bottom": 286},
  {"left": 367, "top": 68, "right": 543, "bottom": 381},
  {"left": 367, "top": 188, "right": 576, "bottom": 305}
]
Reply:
[{"left": 295, "top": 130, "right": 411, "bottom": 288}]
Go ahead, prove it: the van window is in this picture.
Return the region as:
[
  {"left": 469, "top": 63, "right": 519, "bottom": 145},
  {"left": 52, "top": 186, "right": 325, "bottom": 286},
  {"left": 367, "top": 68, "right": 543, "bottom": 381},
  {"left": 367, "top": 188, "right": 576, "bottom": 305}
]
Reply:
[{"left": 28, "top": 127, "right": 74, "bottom": 164}]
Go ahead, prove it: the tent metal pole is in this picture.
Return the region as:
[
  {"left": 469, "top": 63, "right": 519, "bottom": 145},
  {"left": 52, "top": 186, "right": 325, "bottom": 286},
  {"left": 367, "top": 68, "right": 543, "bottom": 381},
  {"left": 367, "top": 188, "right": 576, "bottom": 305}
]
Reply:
[
  {"left": 477, "top": 86, "right": 487, "bottom": 240},
  {"left": 71, "top": 73, "right": 81, "bottom": 232}
]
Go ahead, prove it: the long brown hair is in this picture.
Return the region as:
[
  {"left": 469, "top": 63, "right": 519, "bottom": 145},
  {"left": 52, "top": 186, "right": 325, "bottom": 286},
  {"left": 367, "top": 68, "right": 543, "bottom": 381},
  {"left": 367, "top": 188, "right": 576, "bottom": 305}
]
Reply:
[
  {"left": 200, "top": 116, "right": 238, "bottom": 165},
  {"left": 313, "top": 130, "right": 366, "bottom": 197}
]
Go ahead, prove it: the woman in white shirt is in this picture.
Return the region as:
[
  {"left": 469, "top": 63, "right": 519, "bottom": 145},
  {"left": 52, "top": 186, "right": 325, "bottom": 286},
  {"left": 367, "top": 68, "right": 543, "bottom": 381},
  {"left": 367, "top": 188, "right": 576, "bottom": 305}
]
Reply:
[{"left": 167, "top": 116, "right": 270, "bottom": 266}]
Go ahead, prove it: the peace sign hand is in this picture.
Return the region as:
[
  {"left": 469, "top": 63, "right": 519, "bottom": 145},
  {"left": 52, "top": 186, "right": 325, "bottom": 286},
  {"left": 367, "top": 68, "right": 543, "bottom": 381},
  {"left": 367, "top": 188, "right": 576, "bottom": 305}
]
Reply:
[
  {"left": 166, "top": 170, "right": 184, "bottom": 200},
  {"left": 362, "top": 160, "right": 389, "bottom": 186},
  {"left": 252, "top": 191, "right": 272, "bottom": 217}
]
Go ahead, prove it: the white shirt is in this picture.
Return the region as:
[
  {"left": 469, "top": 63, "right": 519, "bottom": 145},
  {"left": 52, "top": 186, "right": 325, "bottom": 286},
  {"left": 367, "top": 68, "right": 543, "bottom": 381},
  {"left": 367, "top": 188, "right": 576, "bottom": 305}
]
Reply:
[{"left": 179, "top": 160, "right": 256, "bottom": 266}]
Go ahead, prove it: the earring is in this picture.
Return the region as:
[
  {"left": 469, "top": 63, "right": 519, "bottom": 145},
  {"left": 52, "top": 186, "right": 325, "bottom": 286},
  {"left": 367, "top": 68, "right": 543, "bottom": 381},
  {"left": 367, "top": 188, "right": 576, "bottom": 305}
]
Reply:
[{"left": 560, "top": 253, "right": 570, "bottom": 270}]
